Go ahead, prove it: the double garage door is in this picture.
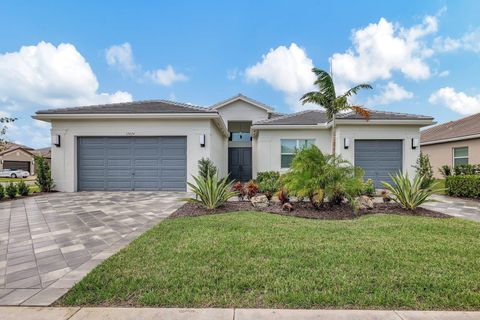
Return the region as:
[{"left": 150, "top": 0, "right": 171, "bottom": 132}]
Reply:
[
  {"left": 354, "top": 140, "right": 403, "bottom": 188},
  {"left": 77, "top": 136, "right": 186, "bottom": 191}
]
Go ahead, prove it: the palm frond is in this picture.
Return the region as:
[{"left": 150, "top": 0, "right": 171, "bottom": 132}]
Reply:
[
  {"left": 341, "top": 84, "right": 373, "bottom": 98},
  {"left": 350, "top": 105, "right": 371, "bottom": 120}
]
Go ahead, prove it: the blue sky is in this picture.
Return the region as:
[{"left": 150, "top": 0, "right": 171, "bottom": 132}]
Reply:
[{"left": 0, "top": 0, "right": 479, "bottom": 147}]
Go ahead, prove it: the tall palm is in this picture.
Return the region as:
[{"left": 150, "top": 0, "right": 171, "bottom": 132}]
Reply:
[{"left": 300, "top": 68, "right": 372, "bottom": 154}]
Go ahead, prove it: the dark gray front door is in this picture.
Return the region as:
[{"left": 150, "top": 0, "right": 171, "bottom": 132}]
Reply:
[
  {"left": 228, "top": 147, "right": 252, "bottom": 181},
  {"left": 77, "top": 136, "right": 186, "bottom": 191},
  {"left": 354, "top": 140, "right": 403, "bottom": 188}
]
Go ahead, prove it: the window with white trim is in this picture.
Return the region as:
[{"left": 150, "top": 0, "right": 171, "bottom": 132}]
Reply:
[
  {"left": 453, "top": 147, "right": 468, "bottom": 166},
  {"left": 280, "top": 139, "right": 315, "bottom": 168}
]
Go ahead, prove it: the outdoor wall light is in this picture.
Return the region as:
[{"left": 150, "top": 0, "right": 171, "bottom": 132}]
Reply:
[
  {"left": 411, "top": 138, "right": 419, "bottom": 149},
  {"left": 199, "top": 134, "right": 206, "bottom": 147},
  {"left": 52, "top": 134, "right": 61, "bottom": 147},
  {"left": 344, "top": 138, "right": 350, "bottom": 149}
]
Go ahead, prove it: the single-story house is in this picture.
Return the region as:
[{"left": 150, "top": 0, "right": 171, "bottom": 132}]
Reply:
[
  {"left": 33, "top": 94, "right": 434, "bottom": 192},
  {"left": 0, "top": 143, "right": 51, "bottom": 175},
  {"left": 421, "top": 112, "right": 480, "bottom": 178}
]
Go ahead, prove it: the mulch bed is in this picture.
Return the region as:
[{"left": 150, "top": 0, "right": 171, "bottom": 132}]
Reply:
[{"left": 170, "top": 200, "right": 450, "bottom": 220}]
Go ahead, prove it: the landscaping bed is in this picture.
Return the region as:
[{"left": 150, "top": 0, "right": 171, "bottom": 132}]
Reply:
[{"left": 170, "top": 201, "right": 449, "bottom": 220}]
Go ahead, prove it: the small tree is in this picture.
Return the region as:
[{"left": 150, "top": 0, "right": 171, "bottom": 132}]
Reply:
[
  {"left": 197, "top": 158, "right": 217, "bottom": 180},
  {"left": 0, "top": 117, "right": 17, "bottom": 152},
  {"left": 413, "top": 152, "right": 435, "bottom": 189},
  {"left": 34, "top": 155, "right": 54, "bottom": 192}
]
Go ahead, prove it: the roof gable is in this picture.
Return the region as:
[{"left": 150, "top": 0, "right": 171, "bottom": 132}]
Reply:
[{"left": 210, "top": 94, "right": 273, "bottom": 112}]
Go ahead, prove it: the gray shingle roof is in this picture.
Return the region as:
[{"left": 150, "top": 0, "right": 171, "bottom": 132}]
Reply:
[
  {"left": 36, "top": 100, "right": 216, "bottom": 115},
  {"left": 254, "top": 109, "right": 433, "bottom": 126},
  {"left": 337, "top": 109, "right": 433, "bottom": 121},
  {"left": 254, "top": 110, "right": 328, "bottom": 125},
  {"left": 421, "top": 112, "right": 480, "bottom": 144}
]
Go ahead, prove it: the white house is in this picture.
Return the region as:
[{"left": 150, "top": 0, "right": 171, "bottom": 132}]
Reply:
[{"left": 33, "top": 94, "right": 434, "bottom": 192}]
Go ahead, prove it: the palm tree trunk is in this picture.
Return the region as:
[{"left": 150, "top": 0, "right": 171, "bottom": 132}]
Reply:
[{"left": 331, "top": 115, "right": 336, "bottom": 155}]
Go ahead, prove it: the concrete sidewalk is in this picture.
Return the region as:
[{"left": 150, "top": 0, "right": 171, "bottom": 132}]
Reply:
[{"left": 1, "top": 307, "right": 480, "bottom": 320}]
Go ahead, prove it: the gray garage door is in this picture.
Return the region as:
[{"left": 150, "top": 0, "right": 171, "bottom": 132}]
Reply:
[
  {"left": 354, "top": 140, "right": 402, "bottom": 188},
  {"left": 77, "top": 136, "right": 186, "bottom": 191}
]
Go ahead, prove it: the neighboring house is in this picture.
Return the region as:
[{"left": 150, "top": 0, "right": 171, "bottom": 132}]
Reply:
[
  {"left": 0, "top": 143, "right": 51, "bottom": 175},
  {"left": 421, "top": 113, "right": 480, "bottom": 178},
  {"left": 33, "top": 94, "right": 434, "bottom": 192}
]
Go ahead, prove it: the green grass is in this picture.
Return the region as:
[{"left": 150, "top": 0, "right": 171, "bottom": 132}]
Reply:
[
  {"left": 434, "top": 179, "right": 446, "bottom": 194},
  {"left": 60, "top": 212, "right": 480, "bottom": 310},
  {"left": 0, "top": 177, "right": 31, "bottom": 183}
]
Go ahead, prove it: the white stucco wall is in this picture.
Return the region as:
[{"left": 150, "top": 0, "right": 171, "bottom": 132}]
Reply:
[
  {"left": 335, "top": 124, "right": 422, "bottom": 178},
  {"left": 50, "top": 118, "right": 220, "bottom": 192},
  {"left": 209, "top": 121, "right": 228, "bottom": 178},
  {"left": 215, "top": 100, "right": 269, "bottom": 126},
  {"left": 253, "top": 129, "right": 331, "bottom": 176}
]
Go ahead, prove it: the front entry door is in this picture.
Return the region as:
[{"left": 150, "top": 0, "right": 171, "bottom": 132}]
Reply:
[{"left": 228, "top": 147, "right": 252, "bottom": 181}]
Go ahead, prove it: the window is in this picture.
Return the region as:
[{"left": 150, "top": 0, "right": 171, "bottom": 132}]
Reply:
[
  {"left": 453, "top": 147, "right": 468, "bottom": 166},
  {"left": 281, "top": 139, "right": 315, "bottom": 168},
  {"left": 229, "top": 132, "right": 252, "bottom": 142}
]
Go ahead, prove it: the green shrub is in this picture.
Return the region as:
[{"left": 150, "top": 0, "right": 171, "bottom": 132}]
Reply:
[
  {"left": 35, "top": 155, "right": 54, "bottom": 192},
  {"left": 184, "top": 174, "right": 237, "bottom": 209},
  {"left": 362, "top": 179, "right": 376, "bottom": 197},
  {"left": 256, "top": 171, "right": 280, "bottom": 185},
  {"left": 17, "top": 181, "right": 29, "bottom": 196},
  {"left": 439, "top": 165, "right": 452, "bottom": 178},
  {"left": 413, "top": 152, "right": 435, "bottom": 189},
  {"left": 197, "top": 158, "right": 217, "bottom": 180},
  {"left": 445, "top": 175, "right": 480, "bottom": 198},
  {"left": 454, "top": 164, "right": 479, "bottom": 176},
  {"left": 257, "top": 171, "right": 280, "bottom": 200},
  {"left": 381, "top": 173, "right": 440, "bottom": 210},
  {"left": 0, "top": 184, "right": 4, "bottom": 200},
  {"left": 5, "top": 182, "right": 17, "bottom": 199},
  {"left": 283, "top": 145, "right": 364, "bottom": 209}
]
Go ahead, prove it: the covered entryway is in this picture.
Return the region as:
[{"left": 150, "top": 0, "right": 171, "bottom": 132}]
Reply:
[
  {"left": 3, "top": 160, "right": 31, "bottom": 173},
  {"left": 228, "top": 147, "right": 252, "bottom": 181},
  {"left": 354, "top": 140, "right": 403, "bottom": 188},
  {"left": 77, "top": 136, "right": 186, "bottom": 191}
]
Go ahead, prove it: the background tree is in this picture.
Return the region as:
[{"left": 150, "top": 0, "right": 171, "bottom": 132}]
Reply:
[
  {"left": 300, "top": 68, "right": 372, "bottom": 154},
  {"left": 0, "top": 117, "right": 17, "bottom": 151}
]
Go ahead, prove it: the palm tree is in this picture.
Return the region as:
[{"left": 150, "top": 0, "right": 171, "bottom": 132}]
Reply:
[{"left": 300, "top": 68, "right": 372, "bottom": 154}]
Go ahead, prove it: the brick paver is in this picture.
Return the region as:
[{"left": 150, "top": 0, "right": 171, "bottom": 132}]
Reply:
[
  {"left": 0, "top": 191, "right": 186, "bottom": 305},
  {"left": 421, "top": 194, "right": 480, "bottom": 222}
]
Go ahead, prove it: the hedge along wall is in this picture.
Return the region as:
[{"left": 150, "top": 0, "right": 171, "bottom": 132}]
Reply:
[{"left": 445, "top": 175, "right": 480, "bottom": 198}]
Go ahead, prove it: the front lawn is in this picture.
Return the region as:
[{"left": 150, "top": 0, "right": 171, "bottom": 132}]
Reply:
[{"left": 60, "top": 212, "right": 480, "bottom": 310}]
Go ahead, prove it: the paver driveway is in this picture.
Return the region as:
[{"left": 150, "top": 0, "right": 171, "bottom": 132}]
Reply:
[
  {"left": 0, "top": 191, "right": 186, "bottom": 306},
  {"left": 421, "top": 194, "right": 480, "bottom": 222}
]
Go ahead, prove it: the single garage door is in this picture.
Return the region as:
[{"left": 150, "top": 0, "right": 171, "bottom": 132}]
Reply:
[
  {"left": 354, "top": 140, "right": 402, "bottom": 188},
  {"left": 3, "top": 161, "right": 31, "bottom": 173},
  {"left": 77, "top": 136, "right": 186, "bottom": 191}
]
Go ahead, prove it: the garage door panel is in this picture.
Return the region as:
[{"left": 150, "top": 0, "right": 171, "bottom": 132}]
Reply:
[
  {"left": 78, "top": 136, "right": 186, "bottom": 191},
  {"left": 354, "top": 140, "right": 402, "bottom": 188}
]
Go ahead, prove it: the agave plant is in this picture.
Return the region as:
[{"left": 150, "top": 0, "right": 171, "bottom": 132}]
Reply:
[
  {"left": 381, "top": 173, "right": 441, "bottom": 210},
  {"left": 184, "top": 174, "right": 237, "bottom": 210}
]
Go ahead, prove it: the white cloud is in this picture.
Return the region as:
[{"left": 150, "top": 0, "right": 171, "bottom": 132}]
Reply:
[
  {"left": 146, "top": 65, "right": 188, "bottom": 86},
  {"left": 429, "top": 87, "right": 480, "bottom": 115},
  {"left": 0, "top": 41, "right": 132, "bottom": 108},
  {"left": 438, "top": 70, "right": 450, "bottom": 77},
  {"left": 0, "top": 41, "right": 133, "bottom": 147},
  {"left": 227, "top": 68, "right": 240, "bottom": 80},
  {"left": 330, "top": 14, "right": 439, "bottom": 86},
  {"left": 434, "top": 29, "right": 480, "bottom": 53},
  {"left": 245, "top": 43, "right": 316, "bottom": 111},
  {"left": 105, "top": 42, "right": 137, "bottom": 73},
  {"left": 106, "top": 42, "right": 188, "bottom": 87},
  {"left": 367, "top": 81, "right": 413, "bottom": 105}
]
